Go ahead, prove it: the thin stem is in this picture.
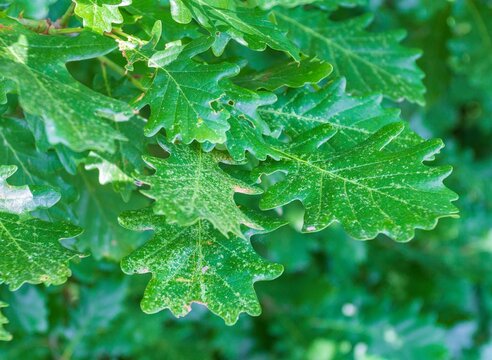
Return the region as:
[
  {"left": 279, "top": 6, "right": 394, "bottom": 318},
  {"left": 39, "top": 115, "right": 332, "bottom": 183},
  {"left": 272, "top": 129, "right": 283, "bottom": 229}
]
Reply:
[
  {"left": 104, "top": 32, "right": 121, "bottom": 41},
  {"left": 17, "top": 18, "right": 82, "bottom": 34},
  {"left": 112, "top": 27, "right": 131, "bottom": 39},
  {"left": 112, "top": 27, "right": 145, "bottom": 45},
  {"left": 97, "top": 56, "right": 146, "bottom": 91},
  {"left": 50, "top": 27, "right": 84, "bottom": 34},
  {"left": 100, "top": 61, "right": 112, "bottom": 97},
  {"left": 17, "top": 18, "right": 52, "bottom": 33},
  {"left": 59, "top": 2, "right": 76, "bottom": 27}
]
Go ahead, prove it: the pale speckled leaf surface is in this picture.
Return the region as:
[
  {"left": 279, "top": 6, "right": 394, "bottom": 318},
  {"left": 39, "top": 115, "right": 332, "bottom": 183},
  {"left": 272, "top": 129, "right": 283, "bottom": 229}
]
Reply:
[
  {"left": 0, "top": 166, "right": 82, "bottom": 290},
  {"left": 0, "top": 165, "right": 59, "bottom": 215},
  {"left": 119, "top": 209, "right": 283, "bottom": 325},
  {"left": 139, "top": 139, "right": 262, "bottom": 237},
  {"left": 74, "top": 0, "right": 132, "bottom": 33},
  {"left": 274, "top": 9, "right": 426, "bottom": 104},
  {"left": 169, "top": 0, "right": 300, "bottom": 59},
  {"left": 258, "top": 78, "right": 422, "bottom": 150},
  {"left": 0, "top": 302, "right": 11, "bottom": 341},
  {"left": 255, "top": 123, "right": 458, "bottom": 241},
  {"left": 0, "top": 212, "right": 82, "bottom": 290},
  {"left": 137, "top": 37, "right": 239, "bottom": 143},
  {"left": 0, "top": 18, "right": 133, "bottom": 153},
  {"left": 234, "top": 58, "right": 332, "bottom": 91}
]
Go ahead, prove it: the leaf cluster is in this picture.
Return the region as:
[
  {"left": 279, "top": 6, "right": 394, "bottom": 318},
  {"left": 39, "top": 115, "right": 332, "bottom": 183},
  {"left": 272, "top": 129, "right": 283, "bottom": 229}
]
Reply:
[{"left": 1, "top": 1, "right": 485, "bottom": 356}]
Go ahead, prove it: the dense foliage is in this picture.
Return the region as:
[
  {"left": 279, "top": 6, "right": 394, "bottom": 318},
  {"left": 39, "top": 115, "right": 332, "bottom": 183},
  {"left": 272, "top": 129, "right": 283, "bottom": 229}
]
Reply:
[{"left": 0, "top": 0, "right": 490, "bottom": 358}]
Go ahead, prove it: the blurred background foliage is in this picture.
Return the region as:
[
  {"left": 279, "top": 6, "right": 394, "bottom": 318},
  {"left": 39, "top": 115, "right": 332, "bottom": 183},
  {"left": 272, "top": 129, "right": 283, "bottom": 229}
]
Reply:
[{"left": 1, "top": 0, "right": 492, "bottom": 359}]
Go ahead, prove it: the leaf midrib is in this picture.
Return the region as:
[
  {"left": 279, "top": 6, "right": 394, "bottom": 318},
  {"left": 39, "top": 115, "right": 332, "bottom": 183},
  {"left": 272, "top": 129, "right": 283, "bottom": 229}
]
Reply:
[
  {"left": 272, "top": 146, "right": 437, "bottom": 215},
  {"left": 0, "top": 218, "right": 54, "bottom": 283},
  {"left": 274, "top": 11, "right": 412, "bottom": 89}
]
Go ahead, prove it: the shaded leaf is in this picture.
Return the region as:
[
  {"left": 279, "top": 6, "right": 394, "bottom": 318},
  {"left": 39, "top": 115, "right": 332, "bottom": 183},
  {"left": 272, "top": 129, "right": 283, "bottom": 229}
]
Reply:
[
  {"left": 72, "top": 170, "right": 150, "bottom": 261},
  {"left": 1, "top": 285, "right": 48, "bottom": 335},
  {"left": 169, "top": 0, "right": 300, "bottom": 59},
  {"left": 0, "top": 18, "right": 133, "bottom": 153},
  {"left": 234, "top": 58, "right": 332, "bottom": 91},
  {"left": 0, "top": 117, "right": 76, "bottom": 206},
  {"left": 274, "top": 9, "right": 425, "bottom": 104},
  {"left": 258, "top": 78, "right": 422, "bottom": 149},
  {"left": 0, "top": 302, "right": 11, "bottom": 341},
  {"left": 256, "top": 0, "right": 366, "bottom": 9},
  {"left": 449, "top": 0, "right": 492, "bottom": 95},
  {"left": 84, "top": 117, "right": 149, "bottom": 201}
]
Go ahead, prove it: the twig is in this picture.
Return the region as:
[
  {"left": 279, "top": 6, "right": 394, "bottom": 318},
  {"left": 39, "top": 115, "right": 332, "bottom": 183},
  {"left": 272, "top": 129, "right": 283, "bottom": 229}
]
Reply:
[
  {"left": 97, "top": 56, "right": 146, "bottom": 91},
  {"left": 17, "top": 17, "right": 83, "bottom": 34},
  {"left": 59, "top": 2, "right": 76, "bottom": 27}
]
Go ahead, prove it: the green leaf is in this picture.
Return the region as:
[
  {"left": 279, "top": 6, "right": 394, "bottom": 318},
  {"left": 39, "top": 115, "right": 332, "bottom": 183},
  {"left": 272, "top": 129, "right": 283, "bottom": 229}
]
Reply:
[
  {"left": 0, "top": 117, "right": 76, "bottom": 205},
  {"left": 0, "top": 117, "right": 79, "bottom": 221},
  {"left": 242, "top": 208, "right": 289, "bottom": 238},
  {"left": 117, "top": 20, "right": 162, "bottom": 72},
  {"left": 1, "top": 285, "right": 48, "bottom": 334},
  {"left": 74, "top": 0, "right": 132, "bottom": 33},
  {"left": 256, "top": 0, "right": 366, "bottom": 10},
  {"left": 137, "top": 37, "right": 239, "bottom": 143},
  {"left": 0, "top": 0, "right": 471, "bottom": 339},
  {"left": 274, "top": 9, "right": 426, "bottom": 104},
  {"left": 0, "top": 18, "right": 134, "bottom": 153},
  {"left": 449, "top": 0, "right": 492, "bottom": 95},
  {"left": 0, "top": 302, "right": 12, "bottom": 342},
  {"left": 72, "top": 170, "right": 150, "bottom": 261},
  {"left": 169, "top": 0, "right": 300, "bottom": 59},
  {"left": 222, "top": 83, "right": 281, "bottom": 161},
  {"left": 0, "top": 212, "right": 82, "bottom": 290},
  {"left": 63, "top": 279, "right": 128, "bottom": 355},
  {"left": 234, "top": 58, "right": 333, "bottom": 91},
  {"left": 3, "top": 0, "right": 57, "bottom": 19},
  {"left": 84, "top": 117, "right": 149, "bottom": 201},
  {"left": 255, "top": 123, "right": 458, "bottom": 241},
  {"left": 258, "top": 78, "right": 422, "bottom": 149},
  {"left": 0, "top": 166, "right": 82, "bottom": 290},
  {"left": 138, "top": 139, "right": 262, "bottom": 237},
  {"left": 22, "top": 113, "right": 95, "bottom": 179},
  {"left": 126, "top": 0, "right": 201, "bottom": 38},
  {"left": 0, "top": 165, "right": 59, "bottom": 215},
  {"left": 119, "top": 209, "right": 283, "bottom": 325}
]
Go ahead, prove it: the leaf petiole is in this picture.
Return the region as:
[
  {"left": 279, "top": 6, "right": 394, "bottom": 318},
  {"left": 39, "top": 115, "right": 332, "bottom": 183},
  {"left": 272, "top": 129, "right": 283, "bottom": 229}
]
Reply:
[{"left": 59, "top": 2, "right": 76, "bottom": 27}]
